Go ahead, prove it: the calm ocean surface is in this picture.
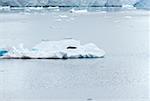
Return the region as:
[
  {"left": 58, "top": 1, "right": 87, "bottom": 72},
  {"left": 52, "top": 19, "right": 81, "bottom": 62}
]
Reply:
[{"left": 0, "top": 10, "right": 149, "bottom": 100}]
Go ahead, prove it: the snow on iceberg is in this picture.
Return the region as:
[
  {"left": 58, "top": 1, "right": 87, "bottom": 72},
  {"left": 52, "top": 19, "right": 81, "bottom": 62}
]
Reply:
[{"left": 1, "top": 39, "right": 105, "bottom": 59}]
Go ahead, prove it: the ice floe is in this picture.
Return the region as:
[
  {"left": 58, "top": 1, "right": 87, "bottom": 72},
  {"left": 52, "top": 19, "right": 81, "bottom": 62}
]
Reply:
[{"left": 0, "top": 39, "right": 105, "bottom": 59}]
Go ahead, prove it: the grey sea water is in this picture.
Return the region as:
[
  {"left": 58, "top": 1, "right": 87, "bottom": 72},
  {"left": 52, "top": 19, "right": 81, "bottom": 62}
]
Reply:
[{"left": 0, "top": 9, "right": 149, "bottom": 101}]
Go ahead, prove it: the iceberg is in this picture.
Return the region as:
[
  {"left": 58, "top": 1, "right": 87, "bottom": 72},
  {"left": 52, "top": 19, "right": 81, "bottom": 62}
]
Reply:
[{"left": 1, "top": 39, "right": 105, "bottom": 59}]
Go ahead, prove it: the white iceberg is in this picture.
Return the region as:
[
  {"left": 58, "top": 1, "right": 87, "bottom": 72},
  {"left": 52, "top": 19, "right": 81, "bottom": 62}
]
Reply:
[{"left": 1, "top": 39, "right": 105, "bottom": 59}]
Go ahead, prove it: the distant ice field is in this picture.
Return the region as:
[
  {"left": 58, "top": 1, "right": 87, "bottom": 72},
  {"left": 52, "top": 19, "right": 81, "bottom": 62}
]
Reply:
[{"left": 0, "top": 6, "right": 131, "bottom": 13}]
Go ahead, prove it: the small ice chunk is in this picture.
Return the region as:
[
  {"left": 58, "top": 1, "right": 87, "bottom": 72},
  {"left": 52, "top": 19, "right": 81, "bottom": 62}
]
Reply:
[
  {"left": 28, "top": 7, "right": 44, "bottom": 10},
  {"left": 70, "top": 8, "right": 88, "bottom": 13},
  {"left": 47, "top": 6, "right": 59, "bottom": 9}
]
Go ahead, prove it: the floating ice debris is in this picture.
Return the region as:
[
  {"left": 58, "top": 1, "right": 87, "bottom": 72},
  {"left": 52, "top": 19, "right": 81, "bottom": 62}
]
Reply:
[
  {"left": 47, "top": 6, "right": 59, "bottom": 9},
  {"left": 1, "top": 39, "right": 105, "bottom": 59},
  {"left": 28, "top": 7, "right": 44, "bottom": 10},
  {"left": 70, "top": 8, "right": 88, "bottom": 13}
]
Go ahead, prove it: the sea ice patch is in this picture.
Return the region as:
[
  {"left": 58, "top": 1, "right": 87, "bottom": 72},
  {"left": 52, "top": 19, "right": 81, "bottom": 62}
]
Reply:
[{"left": 1, "top": 39, "right": 105, "bottom": 59}]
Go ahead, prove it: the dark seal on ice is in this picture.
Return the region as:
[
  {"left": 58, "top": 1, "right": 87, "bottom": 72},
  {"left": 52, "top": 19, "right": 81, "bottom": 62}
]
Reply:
[{"left": 67, "top": 46, "right": 77, "bottom": 49}]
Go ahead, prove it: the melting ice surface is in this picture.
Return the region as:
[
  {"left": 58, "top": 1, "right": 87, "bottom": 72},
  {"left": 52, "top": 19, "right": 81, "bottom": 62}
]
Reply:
[{"left": 1, "top": 39, "right": 105, "bottom": 59}]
